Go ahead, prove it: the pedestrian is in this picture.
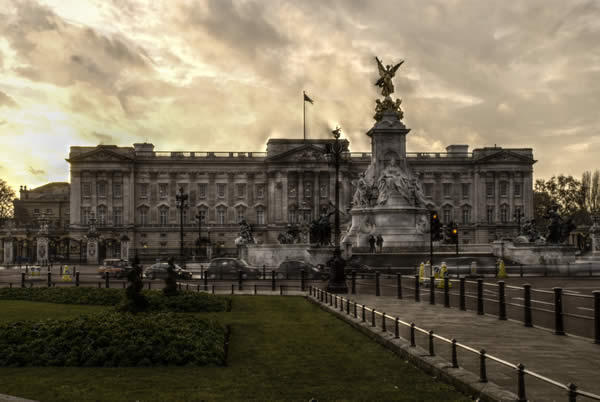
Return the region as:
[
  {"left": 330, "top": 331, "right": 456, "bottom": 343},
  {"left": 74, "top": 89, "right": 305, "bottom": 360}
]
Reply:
[
  {"left": 368, "top": 235, "right": 376, "bottom": 253},
  {"left": 376, "top": 234, "right": 384, "bottom": 253}
]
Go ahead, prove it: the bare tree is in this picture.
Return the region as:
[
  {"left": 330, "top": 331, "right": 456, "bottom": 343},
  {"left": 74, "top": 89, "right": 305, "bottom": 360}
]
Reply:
[
  {"left": 0, "top": 179, "right": 15, "bottom": 222},
  {"left": 582, "top": 170, "right": 600, "bottom": 216}
]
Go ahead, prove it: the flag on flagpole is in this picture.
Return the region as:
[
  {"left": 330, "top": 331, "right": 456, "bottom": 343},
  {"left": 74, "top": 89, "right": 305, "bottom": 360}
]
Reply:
[{"left": 304, "top": 92, "right": 314, "bottom": 104}]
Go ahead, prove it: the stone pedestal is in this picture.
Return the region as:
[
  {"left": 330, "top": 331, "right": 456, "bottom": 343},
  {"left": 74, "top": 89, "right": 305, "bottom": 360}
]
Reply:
[
  {"left": 86, "top": 237, "right": 99, "bottom": 264},
  {"left": 37, "top": 236, "right": 49, "bottom": 265}
]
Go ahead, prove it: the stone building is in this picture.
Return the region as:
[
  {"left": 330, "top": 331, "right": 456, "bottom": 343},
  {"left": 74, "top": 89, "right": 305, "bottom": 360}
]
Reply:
[
  {"left": 63, "top": 138, "right": 534, "bottom": 261},
  {"left": 13, "top": 182, "right": 70, "bottom": 229}
]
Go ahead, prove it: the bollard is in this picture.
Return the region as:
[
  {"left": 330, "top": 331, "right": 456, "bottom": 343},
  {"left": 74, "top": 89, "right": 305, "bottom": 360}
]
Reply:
[
  {"left": 524, "top": 284, "right": 533, "bottom": 327},
  {"left": 334, "top": 295, "right": 338, "bottom": 308},
  {"left": 340, "top": 297, "right": 343, "bottom": 312},
  {"left": 98, "top": 282, "right": 101, "bottom": 288},
  {"left": 346, "top": 299, "right": 350, "bottom": 315},
  {"left": 362, "top": 305, "right": 365, "bottom": 322},
  {"left": 178, "top": 283, "right": 182, "bottom": 291},
  {"left": 197, "top": 284, "right": 200, "bottom": 292},
  {"left": 375, "top": 271, "right": 380, "bottom": 296},
  {"left": 186, "top": 284, "right": 190, "bottom": 291},
  {"left": 212, "top": 284, "right": 215, "bottom": 294},
  {"left": 148, "top": 282, "right": 151, "bottom": 290},
  {"left": 354, "top": 302, "right": 357, "bottom": 318},
  {"left": 397, "top": 273, "right": 402, "bottom": 299},
  {"left": 428, "top": 330, "right": 435, "bottom": 356},
  {"left": 371, "top": 309, "right": 376, "bottom": 327},
  {"left": 594, "top": 291, "right": 600, "bottom": 344},
  {"left": 477, "top": 279, "right": 484, "bottom": 315},
  {"left": 254, "top": 284, "right": 257, "bottom": 295},
  {"left": 517, "top": 363, "right": 527, "bottom": 402},
  {"left": 75, "top": 271, "right": 80, "bottom": 287},
  {"left": 451, "top": 339, "right": 458, "bottom": 368},
  {"left": 544, "top": 265, "right": 548, "bottom": 277},
  {"left": 21, "top": 272, "right": 25, "bottom": 288},
  {"left": 568, "top": 383, "right": 577, "bottom": 402},
  {"left": 479, "top": 349, "right": 488, "bottom": 383},
  {"left": 231, "top": 284, "right": 234, "bottom": 295},
  {"left": 414, "top": 274, "right": 420, "bottom": 302},
  {"left": 410, "top": 323, "right": 416, "bottom": 347},
  {"left": 238, "top": 270, "right": 243, "bottom": 291},
  {"left": 444, "top": 278, "right": 450, "bottom": 307},
  {"left": 122, "top": 282, "right": 126, "bottom": 289},
  {"left": 459, "top": 278, "right": 466, "bottom": 310},
  {"left": 301, "top": 269, "right": 305, "bottom": 291},
  {"left": 351, "top": 270, "right": 356, "bottom": 294},
  {"left": 48, "top": 272, "right": 52, "bottom": 287},
  {"left": 262, "top": 265, "right": 266, "bottom": 280},
  {"left": 204, "top": 274, "right": 208, "bottom": 291},
  {"left": 105, "top": 273, "right": 109, "bottom": 289},
  {"left": 554, "top": 287, "right": 565, "bottom": 335},
  {"left": 271, "top": 270, "right": 276, "bottom": 291},
  {"left": 498, "top": 281, "right": 507, "bottom": 320},
  {"left": 394, "top": 318, "right": 399, "bottom": 338},
  {"left": 381, "top": 313, "right": 386, "bottom": 332},
  {"left": 429, "top": 275, "right": 436, "bottom": 305}
]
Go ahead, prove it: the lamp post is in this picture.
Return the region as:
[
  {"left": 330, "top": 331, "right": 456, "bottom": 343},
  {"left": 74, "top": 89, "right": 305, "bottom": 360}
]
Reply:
[
  {"left": 175, "top": 187, "right": 189, "bottom": 266},
  {"left": 514, "top": 210, "right": 525, "bottom": 235},
  {"left": 323, "top": 126, "right": 349, "bottom": 293},
  {"left": 195, "top": 211, "right": 203, "bottom": 257}
]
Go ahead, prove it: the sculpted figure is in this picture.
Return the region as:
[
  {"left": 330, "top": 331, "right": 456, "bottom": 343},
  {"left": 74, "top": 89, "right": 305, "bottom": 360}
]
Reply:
[
  {"left": 375, "top": 57, "right": 404, "bottom": 98},
  {"left": 352, "top": 173, "right": 371, "bottom": 208},
  {"left": 376, "top": 158, "right": 411, "bottom": 205}
]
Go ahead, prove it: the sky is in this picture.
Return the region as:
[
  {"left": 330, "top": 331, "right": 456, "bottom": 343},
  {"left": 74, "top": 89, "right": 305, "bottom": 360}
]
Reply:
[{"left": 0, "top": 0, "right": 599, "bottom": 192}]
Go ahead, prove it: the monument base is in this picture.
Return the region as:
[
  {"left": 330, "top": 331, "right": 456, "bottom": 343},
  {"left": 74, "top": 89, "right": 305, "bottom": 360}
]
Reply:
[{"left": 342, "top": 206, "right": 429, "bottom": 248}]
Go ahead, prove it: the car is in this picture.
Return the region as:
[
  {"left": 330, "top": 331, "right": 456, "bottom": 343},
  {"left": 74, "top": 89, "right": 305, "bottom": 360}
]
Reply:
[
  {"left": 142, "top": 263, "right": 193, "bottom": 280},
  {"left": 276, "top": 260, "right": 328, "bottom": 280},
  {"left": 98, "top": 259, "right": 132, "bottom": 279},
  {"left": 206, "top": 258, "right": 260, "bottom": 279}
]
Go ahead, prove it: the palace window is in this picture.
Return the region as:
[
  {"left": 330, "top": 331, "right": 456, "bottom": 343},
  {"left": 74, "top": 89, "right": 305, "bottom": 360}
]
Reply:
[
  {"left": 217, "top": 206, "right": 227, "bottom": 225},
  {"left": 98, "top": 182, "right": 107, "bottom": 198},
  {"left": 304, "top": 182, "right": 312, "bottom": 198},
  {"left": 97, "top": 205, "right": 107, "bottom": 225},
  {"left": 486, "top": 183, "right": 494, "bottom": 198},
  {"left": 181, "top": 208, "right": 188, "bottom": 225},
  {"left": 198, "top": 183, "right": 207, "bottom": 199},
  {"left": 217, "top": 183, "right": 226, "bottom": 198},
  {"left": 487, "top": 206, "right": 494, "bottom": 224},
  {"left": 443, "top": 208, "right": 452, "bottom": 224},
  {"left": 288, "top": 183, "right": 297, "bottom": 198},
  {"left": 462, "top": 183, "right": 470, "bottom": 199},
  {"left": 462, "top": 208, "right": 471, "bottom": 224},
  {"left": 288, "top": 206, "right": 297, "bottom": 224},
  {"left": 113, "top": 183, "right": 122, "bottom": 198},
  {"left": 500, "top": 205, "right": 509, "bottom": 223},
  {"left": 237, "top": 183, "right": 246, "bottom": 198},
  {"left": 196, "top": 208, "right": 207, "bottom": 224},
  {"left": 500, "top": 181, "right": 508, "bottom": 197},
  {"left": 140, "top": 183, "right": 148, "bottom": 198},
  {"left": 82, "top": 183, "right": 91, "bottom": 197},
  {"left": 443, "top": 183, "right": 452, "bottom": 198},
  {"left": 255, "top": 184, "right": 265, "bottom": 199},
  {"left": 159, "top": 183, "right": 168, "bottom": 199},
  {"left": 514, "top": 183, "right": 522, "bottom": 197},
  {"left": 319, "top": 182, "right": 328, "bottom": 198},
  {"left": 139, "top": 207, "right": 148, "bottom": 226},
  {"left": 256, "top": 207, "right": 265, "bottom": 225},
  {"left": 81, "top": 207, "right": 91, "bottom": 225},
  {"left": 236, "top": 206, "right": 246, "bottom": 223},
  {"left": 113, "top": 207, "right": 122, "bottom": 226},
  {"left": 424, "top": 183, "right": 433, "bottom": 198},
  {"left": 159, "top": 206, "right": 169, "bottom": 226}
]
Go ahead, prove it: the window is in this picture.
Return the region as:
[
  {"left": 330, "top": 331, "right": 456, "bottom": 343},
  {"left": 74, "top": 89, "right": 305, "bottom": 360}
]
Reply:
[
  {"left": 113, "top": 183, "right": 122, "bottom": 198},
  {"left": 256, "top": 207, "right": 265, "bottom": 225},
  {"left": 443, "top": 183, "right": 452, "bottom": 198},
  {"left": 288, "top": 207, "right": 297, "bottom": 224},
  {"left": 159, "top": 184, "right": 168, "bottom": 199},
  {"left": 98, "top": 182, "right": 107, "bottom": 197},
  {"left": 236, "top": 206, "right": 246, "bottom": 223},
  {"left": 139, "top": 208, "right": 148, "bottom": 226},
  {"left": 113, "top": 207, "right": 122, "bottom": 226},
  {"left": 304, "top": 182, "right": 312, "bottom": 198},
  {"left": 81, "top": 207, "right": 91, "bottom": 224},
  {"left": 140, "top": 183, "right": 148, "bottom": 198},
  {"left": 486, "top": 183, "right": 494, "bottom": 198},
  {"left": 82, "top": 183, "right": 91, "bottom": 197},
  {"left": 514, "top": 206, "right": 522, "bottom": 222},
  {"left": 288, "top": 183, "right": 297, "bottom": 198},
  {"left": 46, "top": 208, "right": 52, "bottom": 214},
  {"left": 197, "top": 208, "right": 206, "bottom": 224},
  {"left": 514, "top": 183, "right": 522, "bottom": 197},
  {"left": 487, "top": 206, "right": 494, "bottom": 224},
  {"left": 255, "top": 184, "right": 265, "bottom": 199},
  {"left": 34, "top": 208, "right": 40, "bottom": 214},
  {"left": 500, "top": 205, "right": 508, "bottom": 223},
  {"left": 319, "top": 182, "right": 328, "bottom": 198},
  {"left": 159, "top": 207, "right": 169, "bottom": 225},
  {"left": 217, "top": 183, "right": 226, "bottom": 198},
  {"left": 198, "top": 183, "right": 207, "bottom": 199},
  {"left": 462, "top": 208, "right": 470, "bottom": 224},
  {"left": 97, "top": 205, "right": 106, "bottom": 225},
  {"left": 443, "top": 208, "right": 452, "bottom": 224},
  {"left": 217, "top": 207, "right": 227, "bottom": 225},
  {"left": 302, "top": 209, "right": 312, "bottom": 223},
  {"left": 237, "top": 183, "right": 246, "bottom": 197},
  {"left": 424, "top": 183, "right": 433, "bottom": 197},
  {"left": 500, "top": 181, "right": 508, "bottom": 197},
  {"left": 462, "top": 183, "right": 470, "bottom": 199}
]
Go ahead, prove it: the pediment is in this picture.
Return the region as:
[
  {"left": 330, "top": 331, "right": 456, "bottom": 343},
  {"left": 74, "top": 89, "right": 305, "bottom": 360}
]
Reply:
[
  {"left": 267, "top": 144, "right": 327, "bottom": 162},
  {"left": 475, "top": 150, "right": 535, "bottom": 164},
  {"left": 67, "top": 147, "right": 133, "bottom": 163}
]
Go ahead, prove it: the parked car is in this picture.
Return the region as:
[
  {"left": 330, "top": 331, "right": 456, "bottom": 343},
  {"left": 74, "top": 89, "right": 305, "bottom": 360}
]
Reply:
[
  {"left": 98, "top": 259, "right": 132, "bottom": 279},
  {"left": 276, "top": 260, "right": 328, "bottom": 280},
  {"left": 206, "top": 258, "right": 260, "bottom": 279},
  {"left": 142, "top": 263, "right": 193, "bottom": 280}
]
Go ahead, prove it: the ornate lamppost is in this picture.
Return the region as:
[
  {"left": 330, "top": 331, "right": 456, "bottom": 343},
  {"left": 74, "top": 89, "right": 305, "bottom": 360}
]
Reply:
[
  {"left": 323, "top": 126, "right": 349, "bottom": 293},
  {"left": 195, "top": 211, "right": 203, "bottom": 256},
  {"left": 175, "top": 187, "right": 189, "bottom": 266},
  {"left": 514, "top": 210, "right": 525, "bottom": 235}
]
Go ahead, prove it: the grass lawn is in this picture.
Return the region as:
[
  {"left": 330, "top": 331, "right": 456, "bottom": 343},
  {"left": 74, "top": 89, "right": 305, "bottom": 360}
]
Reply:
[{"left": 0, "top": 296, "right": 469, "bottom": 401}]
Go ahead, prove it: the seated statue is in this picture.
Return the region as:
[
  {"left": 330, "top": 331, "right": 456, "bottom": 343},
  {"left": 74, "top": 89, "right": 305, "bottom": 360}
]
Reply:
[{"left": 376, "top": 158, "right": 411, "bottom": 206}]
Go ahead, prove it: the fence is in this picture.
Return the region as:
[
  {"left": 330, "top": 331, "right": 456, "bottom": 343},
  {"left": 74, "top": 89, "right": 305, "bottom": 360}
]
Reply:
[{"left": 310, "top": 286, "right": 600, "bottom": 402}]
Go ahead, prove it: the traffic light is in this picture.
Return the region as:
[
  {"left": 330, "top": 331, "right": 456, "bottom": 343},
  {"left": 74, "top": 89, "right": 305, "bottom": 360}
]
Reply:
[
  {"left": 445, "top": 221, "right": 459, "bottom": 244},
  {"left": 430, "top": 211, "right": 443, "bottom": 241}
]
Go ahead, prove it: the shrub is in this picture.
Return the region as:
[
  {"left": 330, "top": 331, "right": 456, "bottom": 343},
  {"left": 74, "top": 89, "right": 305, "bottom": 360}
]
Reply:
[
  {"left": 0, "top": 312, "right": 227, "bottom": 367},
  {"left": 120, "top": 254, "right": 148, "bottom": 313},
  {"left": 163, "top": 257, "right": 178, "bottom": 297}
]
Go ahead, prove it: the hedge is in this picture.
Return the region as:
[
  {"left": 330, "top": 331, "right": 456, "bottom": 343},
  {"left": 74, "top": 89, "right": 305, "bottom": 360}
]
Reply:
[
  {"left": 0, "top": 287, "right": 230, "bottom": 312},
  {"left": 0, "top": 312, "right": 227, "bottom": 367}
]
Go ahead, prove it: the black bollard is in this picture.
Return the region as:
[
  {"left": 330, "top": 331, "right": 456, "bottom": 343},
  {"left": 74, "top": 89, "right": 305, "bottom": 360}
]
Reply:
[
  {"left": 75, "top": 271, "right": 80, "bottom": 287},
  {"left": 477, "top": 279, "right": 484, "bottom": 315},
  {"left": 334, "top": 295, "right": 338, "bottom": 308},
  {"left": 301, "top": 269, "right": 305, "bottom": 291},
  {"left": 371, "top": 309, "right": 376, "bottom": 327},
  {"left": 105, "top": 273, "right": 109, "bottom": 289},
  {"left": 48, "top": 272, "right": 52, "bottom": 287},
  {"left": 517, "top": 363, "right": 527, "bottom": 402},
  {"left": 397, "top": 273, "right": 402, "bottom": 299},
  {"left": 238, "top": 270, "right": 243, "bottom": 291},
  {"left": 351, "top": 270, "right": 356, "bottom": 295},
  {"left": 414, "top": 274, "right": 420, "bottom": 302},
  {"left": 553, "top": 287, "right": 565, "bottom": 335},
  {"left": 524, "top": 284, "right": 532, "bottom": 327},
  {"left": 594, "top": 291, "right": 600, "bottom": 344},
  {"left": 346, "top": 299, "right": 350, "bottom": 315},
  {"left": 354, "top": 302, "right": 357, "bottom": 318},
  {"left": 459, "top": 278, "right": 466, "bottom": 311},
  {"left": 262, "top": 265, "right": 266, "bottom": 280},
  {"left": 394, "top": 318, "right": 399, "bottom": 338},
  {"left": 375, "top": 271, "right": 380, "bottom": 296},
  {"left": 568, "top": 383, "right": 577, "bottom": 402},
  {"left": 479, "top": 349, "right": 488, "bottom": 383},
  {"left": 271, "top": 270, "right": 276, "bottom": 291},
  {"left": 444, "top": 278, "right": 450, "bottom": 307},
  {"left": 254, "top": 284, "right": 257, "bottom": 295},
  {"left": 204, "top": 273, "right": 208, "bottom": 291},
  {"left": 21, "top": 272, "right": 25, "bottom": 288},
  {"left": 410, "top": 323, "right": 416, "bottom": 347},
  {"left": 362, "top": 305, "right": 365, "bottom": 322},
  {"left": 148, "top": 281, "right": 151, "bottom": 290},
  {"left": 382, "top": 312, "right": 386, "bottom": 332},
  {"left": 231, "top": 284, "right": 235, "bottom": 295},
  {"left": 428, "top": 330, "right": 435, "bottom": 356},
  {"left": 451, "top": 339, "right": 458, "bottom": 368},
  {"left": 430, "top": 276, "right": 435, "bottom": 305},
  {"left": 498, "top": 281, "right": 507, "bottom": 320}
]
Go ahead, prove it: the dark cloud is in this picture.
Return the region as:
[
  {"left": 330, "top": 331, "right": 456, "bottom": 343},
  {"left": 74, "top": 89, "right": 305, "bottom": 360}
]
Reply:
[
  {"left": 27, "top": 166, "right": 46, "bottom": 176},
  {"left": 0, "top": 91, "right": 18, "bottom": 108}
]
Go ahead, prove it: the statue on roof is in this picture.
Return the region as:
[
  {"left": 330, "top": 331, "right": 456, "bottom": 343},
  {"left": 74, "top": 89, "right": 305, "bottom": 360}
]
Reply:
[{"left": 375, "top": 57, "right": 404, "bottom": 98}]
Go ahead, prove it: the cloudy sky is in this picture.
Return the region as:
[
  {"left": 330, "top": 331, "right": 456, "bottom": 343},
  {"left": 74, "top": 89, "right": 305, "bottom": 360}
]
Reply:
[{"left": 0, "top": 0, "right": 599, "bottom": 191}]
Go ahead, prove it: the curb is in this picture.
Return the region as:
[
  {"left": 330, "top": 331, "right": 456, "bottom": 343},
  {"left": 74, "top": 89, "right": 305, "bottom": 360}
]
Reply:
[
  {"left": 0, "top": 394, "right": 38, "bottom": 402},
  {"left": 307, "top": 295, "right": 518, "bottom": 402}
]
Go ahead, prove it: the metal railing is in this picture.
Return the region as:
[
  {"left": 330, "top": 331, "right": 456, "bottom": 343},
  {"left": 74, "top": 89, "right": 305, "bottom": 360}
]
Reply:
[{"left": 310, "top": 286, "right": 600, "bottom": 402}]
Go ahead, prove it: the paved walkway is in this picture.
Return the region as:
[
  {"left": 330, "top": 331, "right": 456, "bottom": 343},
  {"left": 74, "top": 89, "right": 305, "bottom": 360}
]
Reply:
[{"left": 322, "top": 292, "right": 600, "bottom": 402}]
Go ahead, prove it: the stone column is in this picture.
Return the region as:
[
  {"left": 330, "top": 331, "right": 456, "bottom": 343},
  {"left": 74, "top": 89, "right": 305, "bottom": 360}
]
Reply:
[
  {"left": 70, "top": 171, "right": 81, "bottom": 225},
  {"left": 282, "top": 172, "right": 289, "bottom": 223},
  {"left": 208, "top": 173, "right": 216, "bottom": 222},
  {"left": 227, "top": 173, "right": 235, "bottom": 223},
  {"left": 313, "top": 172, "right": 320, "bottom": 219},
  {"left": 297, "top": 171, "right": 304, "bottom": 207},
  {"left": 4, "top": 238, "right": 14, "bottom": 264},
  {"left": 267, "top": 171, "right": 276, "bottom": 223}
]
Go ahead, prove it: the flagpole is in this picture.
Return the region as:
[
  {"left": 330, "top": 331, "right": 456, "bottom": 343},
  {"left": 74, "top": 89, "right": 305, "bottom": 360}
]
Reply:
[{"left": 303, "top": 91, "right": 306, "bottom": 141}]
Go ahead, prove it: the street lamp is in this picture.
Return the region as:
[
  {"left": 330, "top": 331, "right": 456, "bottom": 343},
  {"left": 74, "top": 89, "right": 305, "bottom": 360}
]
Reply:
[
  {"left": 176, "top": 187, "right": 189, "bottom": 266},
  {"left": 195, "top": 211, "right": 203, "bottom": 256},
  {"left": 323, "top": 126, "right": 349, "bottom": 293},
  {"left": 514, "top": 210, "right": 525, "bottom": 235}
]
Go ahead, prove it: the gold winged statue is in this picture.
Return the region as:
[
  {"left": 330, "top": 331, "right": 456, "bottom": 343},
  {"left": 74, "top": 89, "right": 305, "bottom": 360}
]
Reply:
[{"left": 375, "top": 57, "right": 404, "bottom": 98}]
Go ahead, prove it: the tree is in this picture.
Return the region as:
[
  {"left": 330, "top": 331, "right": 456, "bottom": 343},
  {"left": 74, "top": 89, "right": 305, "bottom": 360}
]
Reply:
[
  {"left": 533, "top": 175, "right": 587, "bottom": 233},
  {"left": 0, "top": 179, "right": 15, "bottom": 222},
  {"left": 582, "top": 170, "right": 600, "bottom": 217}
]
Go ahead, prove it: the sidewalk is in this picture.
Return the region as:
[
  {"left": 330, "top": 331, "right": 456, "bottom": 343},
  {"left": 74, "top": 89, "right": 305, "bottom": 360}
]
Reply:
[{"left": 334, "top": 292, "right": 600, "bottom": 402}]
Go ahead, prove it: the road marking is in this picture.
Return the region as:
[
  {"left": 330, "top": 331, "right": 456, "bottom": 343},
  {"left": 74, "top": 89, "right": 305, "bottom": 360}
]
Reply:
[
  {"left": 513, "top": 297, "right": 554, "bottom": 306},
  {"left": 577, "top": 307, "right": 594, "bottom": 312}
]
